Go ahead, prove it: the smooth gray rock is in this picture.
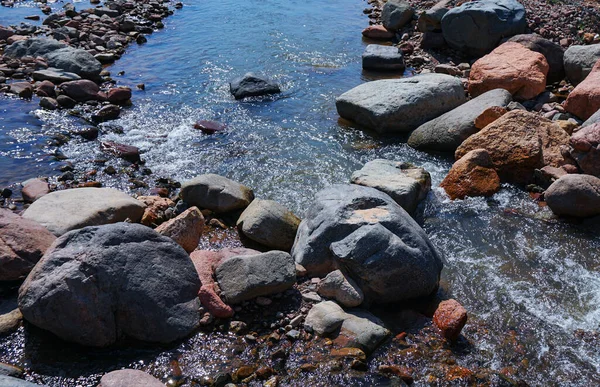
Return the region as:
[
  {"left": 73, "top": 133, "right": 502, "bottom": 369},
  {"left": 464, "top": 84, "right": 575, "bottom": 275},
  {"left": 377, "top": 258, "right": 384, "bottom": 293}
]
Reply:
[
  {"left": 236, "top": 199, "right": 300, "bottom": 251},
  {"left": 99, "top": 369, "right": 164, "bottom": 387},
  {"left": 417, "top": 7, "right": 448, "bottom": 33},
  {"left": 441, "top": 0, "right": 526, "bottom": 56},
  {"left": 338, "top": 310, "right": 390, "bottom": 353},
  {"left": 545, "top": 174, "right": 600, "bottom": 218},
  {"left": 180, "top": 174, "right": 254, "bottom": 213},
  {"left": 32, "top": 68, "right": 81, "bottom": 84},
  {"left": 507, "top": 34, "right": 565, "bottom": 83},
  {"left": 0, "top": 375, "right": 47, "bottom": 387},
  {"left": 564, "top": 44, "right": 600, "bottom": 85},
  {"left": 381, "top": 0, "right": 414, "bottom": 31},
  {"left": 216, "top": 251, "right": 296, "bottom": 304},
  {"left": 229, "top": 72, "right": 280, "bottom": 99},
  {"left": 291, "top": 184, "right": 443, "bottom": 303},
  {"left": 407, "top": 88, "right": 512, "bottom": 152},
  {"left": 317, "top": 270, "right": 364, "bottom": 307},
  {"left": 18, "top": 223, "right": 201, "bottom": 347},
  {"left": 3, "top": 38, "right": 67, "bottom": 58},
  {"left": 362, "top": 44, "right": 405, "bottom": 71},
  {"left": 44, "top": 47, "right": 103, "bottom": 80},
  {"left": 304, "top": 300, "right": 347, "bottom": 335},
  {"left": 22, "top": 187, "right": 145, "bottom": 236},
  {"left": 336, "top": 74, "right": 466, "bottom": 134},
  {"left": 350, "top": 159, "right": 431, "bottom": 214},
  {"left": 582, "top": 108, "right": 600, "bottom": 128}
]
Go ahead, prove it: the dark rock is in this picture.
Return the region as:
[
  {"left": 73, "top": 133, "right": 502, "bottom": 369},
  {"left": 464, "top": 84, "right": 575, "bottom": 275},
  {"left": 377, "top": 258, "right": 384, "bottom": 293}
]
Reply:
[
  {"left": 229, "top": 73, "right": 281, "bottom": 100},
  {"left": 100, "top": 141, "right": 140, "bottom": 163},
  {"left": 381, "top": 0, "right": 414, "bottom": 31},
  {"left": 92, "top": 105, "right": 121, "bottom": 123},
  {"left": 4, "top": 38, "right": 67, "bottom": 58},
  {"left": 45, "top": 47, "right": 102, "bottom": 80},
  {"left": 18, "top": 223, "right": 201, "bottom": 346},
  {"left": 107, "top": 87, "right": 131, "bottom": 105},
  {"left": 9, "top": 82, "right": 33, "bottom": 99},
  {"left": 563, "top": 44, "right": 600, "bottom": 85},
  {"left": 56, "top": 94, "right": 77, "bottom": 108},
  {"left": 193, "top": 120, "right": 226, "bottom": 134},
  {"left": 59, "top": 79, "right": 99, "bottom": 102},
  {"left": 362, "top": 44, "right": 405, "bottom": 71},
  {"left": 39, "top": 97, "right": 58, "bottom": 110}
]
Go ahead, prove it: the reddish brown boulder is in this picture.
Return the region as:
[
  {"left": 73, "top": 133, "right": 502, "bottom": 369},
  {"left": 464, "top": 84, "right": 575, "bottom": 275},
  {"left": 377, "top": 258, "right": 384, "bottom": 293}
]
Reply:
[
  {"left": 474, "top": 106, "right": 507, "bottom": 129},
  {"left": 107, "top": 87, "right": 132, "bottom": 105},
  {"left": 59, "top": 79, "right": 99, "bottom": 102},
  {"left": 193, "top": 120, "right": 226, "bottom": 134},
  {"left": 455, "top": 110, "right": 569, "bottom": 184},
  {"left": 362, "top": 25, "right": 395, "bottom": 40},
  {"left": 21, "top": 178, "right": 50, "bottom": 203},
  {"left": 100, "top": 141, "right": 140, "bottom": 163},
  {"left": 468, "top": 42, "right": 549, "bottom": 100},
  {"left": 441, "top": 149, "right": 501, "bottom": 199},
  {"left": 198, "top": 285, "right": 234, "bottom": 318},
  {"left": 137, "top": 195, "right": 175, "bottom": 226},
  {"left": 0, "top": 209, "right": 56, "bottom": 281},
  {"left": 36, "top": 80, "right": 56, "bottom": 98},
  {"left": 564, "top": 60, "right": 600, "bottom": 120},
  {"left": 433, "top": 299, "right": 468, "bottom": 342},
  {"left": 567, "top": 122, "right": 600, "bottom": 177},
  {"left": 155, "top": 207, "right": 205, "bottom": 253}
]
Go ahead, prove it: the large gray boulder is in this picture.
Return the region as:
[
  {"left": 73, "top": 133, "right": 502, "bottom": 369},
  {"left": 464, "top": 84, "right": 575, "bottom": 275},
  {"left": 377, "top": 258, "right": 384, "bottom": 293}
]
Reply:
[
  {"left": 236, "top": 199, "right": 300, "bottom": 251},
  {"left": 3, "top": 38, "right": 67, "bottom": 58},
  {"left": 291, "top": 184, "right": 443, "bottom": 303},
  {"left": 381, "top": 0, "right": 414, "bottom": 31},
  {"left": 180, "top": 174, "right": 254, "bottom": 213},
  {"left": 18, "top": 223, "right": 201, "bottom": 347},
  {"left": 0, "top": 209, "right": 56, "bottom": 281},
  {"left": 545, "top": 174, "right": 600, "bottom": 218},
  {"left": 336, "top": 74, "right": 466, "bottom": 134},
  {"left": 407, "top": 88, "right": 512, "bottom": 152},
  {"left": 362, "top": 44, "right": 405, "bottom": 71},
  {"left": 582, "top": 108, "right": 600, "bottom": 128},
  {"left": 99, "top": 370, "right": 164, "bottom": 387},
  {"left": 564, "top": 44, "right": 600, "bottom": 85},
  {"left": 215, "top": 251, "right": 296, "bottom": 304},
  {"left": 441, "top": 0, "right": 526, "bottom": 56},
  {"left": 44, "top": 47, "right": 103, "bottom": 80},
  {"left": 350, "top": 159, "right": 431, "bottom": 214},
  {"left": 22, "top": 188, "right": 145, "bottom": 236},
  {"left": 507, "top": 34, "right": 565, "bottom": 83}
]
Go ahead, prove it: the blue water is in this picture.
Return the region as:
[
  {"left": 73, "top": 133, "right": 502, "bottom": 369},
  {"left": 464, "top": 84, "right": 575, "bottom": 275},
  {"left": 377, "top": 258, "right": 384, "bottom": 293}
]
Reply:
[{"left": 1, "top": 0, "right": 600, "bottom": 386}]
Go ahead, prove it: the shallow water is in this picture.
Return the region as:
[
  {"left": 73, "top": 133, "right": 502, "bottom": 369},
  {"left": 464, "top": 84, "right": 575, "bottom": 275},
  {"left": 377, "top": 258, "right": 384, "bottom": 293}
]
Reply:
[{"left": 1, "top": 0, "right": 600, "bottom": 385}]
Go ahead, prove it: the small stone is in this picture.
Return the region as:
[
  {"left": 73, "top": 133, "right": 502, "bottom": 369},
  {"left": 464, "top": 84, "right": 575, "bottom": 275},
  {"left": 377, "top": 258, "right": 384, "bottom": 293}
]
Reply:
[
  {"left": 285, "top": 329, "right": 301, "bottom": 340},
  {"left": 301, "top": 291, "right": 322, "bottom": 303},
  {"left": 433, "top": 299, "right": 468, "bottom": 342}
]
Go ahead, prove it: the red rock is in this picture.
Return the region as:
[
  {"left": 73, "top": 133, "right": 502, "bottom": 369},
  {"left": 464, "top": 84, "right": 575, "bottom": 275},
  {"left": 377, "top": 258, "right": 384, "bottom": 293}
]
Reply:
[
  {"left": 36, "top": 80, "right": 56, "bottom": 98},
  {"left": 107, "top": 87, "right": 132, "bottom": 105},
  {"left": 59, "top": 80, "right": 100, "bottom": 102},
  {"left": 567, "top": 122, "right": 600, "bottom": 177},
  {"left": 9, "top": 82, "right": 33, "bottom": 99},
  {"left": 378, "top": 365, "right": 414, "bottom": 383},
  {"left": 468, "top": 42, "right": 549, "bottom": 100},
  {"left": 441, "top": 149, "right": 501, "bottom": 199},
  {"left": 137, "top": 195, "right": 175, "bottom": 226},
  {"left": 21, "top": 178, "right": 50, "bottom": 203},
  {"left": 362, "top": 25, "right": 395, "bottom": 40},
  {"left": 198, "top": 285, "right": 234, "bottom": 318},
  {"left": 193, "top": 120, "right": 226, "bottom": 134},
  {"left": 0, "top": 26, "right": 14, "bottom": 41},
  {"left": 0, "top": 209, "right": 56, "bottom": 281},
  {"left": 474, "top": 106, "right": 507, "bottom": 129},
  {"left": 100, "top": 141, "right": 140, "bottom": 163},
  {"left": 564, "top": 59, "right": 600, "bottom": 120},
  {"left": 155, "top": 207, "right": 205, "bottom": 253},
  {"left": 433, "top": 299, "right": 468, "bottom": 342}
]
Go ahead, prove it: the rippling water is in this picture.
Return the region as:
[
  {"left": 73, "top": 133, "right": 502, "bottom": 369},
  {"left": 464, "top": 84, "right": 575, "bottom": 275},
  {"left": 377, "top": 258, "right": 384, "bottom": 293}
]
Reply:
[{"left": 1, "top": 0, "right": 600, "bottom": 385}]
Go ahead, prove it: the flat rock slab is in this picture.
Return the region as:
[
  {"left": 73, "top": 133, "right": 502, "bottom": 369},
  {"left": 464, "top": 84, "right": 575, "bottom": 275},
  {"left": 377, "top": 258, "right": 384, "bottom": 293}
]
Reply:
[
  {"left": 407, "top": 88, "right": 512, "bottom": 152},
  {"left": 362, "top": 44, "right": 405, "bottom": 71},
  {"left": 180, "top": 174, "right": 254, "bottom": 213},
  {"left": 336, "top": 73, "right": 466, "bottom": 134},
  {"left": 22, "top": 187, "right": 145, "bottom": 236},
  {"left": 229, "top": 73, "right": 280, "bottom": 100},
  {"left": 216, "top": 251, "right": 296, "bottom": 304},
  {"left": 350, "top": 159, "right": 431, "bottom": 214},
  {"left": 0, "top": 209, "right": 56, "bottom": 281},
  {"left": 99, "top": 369, "right": 164, "bottom": 387},
  {"left": 32, "top": 68, "right": 80, "bottom": 84},
  {"left": 18, "top": 223, "right": 201, "bottom": 347},
  {"left": 441, "top": 0, "right": 526, "bottom": 56}
]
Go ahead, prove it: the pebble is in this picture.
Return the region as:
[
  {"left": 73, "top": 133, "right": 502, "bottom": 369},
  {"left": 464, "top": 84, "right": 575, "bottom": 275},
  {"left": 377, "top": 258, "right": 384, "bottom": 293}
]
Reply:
[{"left": 301, "top": 291, "right": 322, "bottom": 303}]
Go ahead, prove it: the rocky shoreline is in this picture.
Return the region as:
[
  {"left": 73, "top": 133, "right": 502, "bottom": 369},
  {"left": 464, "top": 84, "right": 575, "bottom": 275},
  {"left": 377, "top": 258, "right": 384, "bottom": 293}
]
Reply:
[{"left": 1, "top": 0, "right": 600, "bottom": 386}]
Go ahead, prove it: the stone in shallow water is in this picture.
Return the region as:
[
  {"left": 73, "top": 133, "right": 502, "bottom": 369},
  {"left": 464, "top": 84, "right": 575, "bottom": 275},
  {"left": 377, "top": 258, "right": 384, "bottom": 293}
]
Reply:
[
  {"left": 362, "top": 44, "right": 405, "bottom": 71},
  {"left": 180, "top": 174, "right": 254, "bottom": 213},
  {"left": 545, "top": 174, "right": 600, "bottom": 218},
  {"left": 229, "top": 72, "right": 280, "bottom": 100},
  {"left": 433, "top": 299, "right": 468, "bottom": 341}
]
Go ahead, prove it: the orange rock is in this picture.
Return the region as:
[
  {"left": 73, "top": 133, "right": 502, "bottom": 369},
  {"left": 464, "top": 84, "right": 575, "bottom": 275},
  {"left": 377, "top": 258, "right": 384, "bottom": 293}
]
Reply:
[
  {"left": 441, "top": 149, "right": 501, "bottom": 199},
  {"left": 468, "top": 42, "right": 549, "bottom": 100},
  {"left": 198, "top": 284, "right": 234, "bottom": 318},
  {"left": 564, "top": 59, "right": 600, "bottom": 120},
  {"left": 155, "top": 206, "right": 205, "bottom": 253},
  {"left": 455, "top": 110, "right": 569, "bottom": 184},
  {"left": 474, "top": 106, "right": 508, "bottom": 129},
  {"left": 433, "top": 299, "right": 468, "bottom": 342},
  {"left": 137, "top": 195, "right": 175, "bottom": 226},
  {"left": 362, "top": 25, "right": 395, "bottom": 40}
]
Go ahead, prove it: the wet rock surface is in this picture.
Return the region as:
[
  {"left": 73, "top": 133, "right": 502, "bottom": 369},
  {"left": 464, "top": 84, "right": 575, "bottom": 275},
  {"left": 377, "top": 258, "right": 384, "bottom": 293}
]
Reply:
[{"left": 180, "top": 174, "right": 254, "bottom": 213}]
